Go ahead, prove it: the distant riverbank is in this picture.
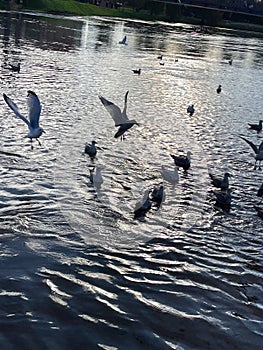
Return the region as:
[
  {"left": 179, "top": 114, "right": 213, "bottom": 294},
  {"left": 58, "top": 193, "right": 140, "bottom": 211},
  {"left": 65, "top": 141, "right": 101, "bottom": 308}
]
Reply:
[{"left": 1, "top": 0, "right": 263, "bottom": 34}]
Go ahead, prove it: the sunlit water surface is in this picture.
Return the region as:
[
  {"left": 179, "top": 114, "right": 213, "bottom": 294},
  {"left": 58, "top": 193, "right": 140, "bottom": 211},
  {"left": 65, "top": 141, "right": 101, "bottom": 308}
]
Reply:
[{"left": 0, "top": 11, "right": 262, "bottom": 349}]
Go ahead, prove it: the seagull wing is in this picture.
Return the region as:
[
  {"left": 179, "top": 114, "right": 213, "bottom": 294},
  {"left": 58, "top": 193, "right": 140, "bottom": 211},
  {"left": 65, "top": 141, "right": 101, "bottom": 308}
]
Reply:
[
  {"left": 27, "top": 91, "right": 41, "bottom": 128},
  {"left": 240, "top": 137, "right": 258, "bottom": 154},
  {"left": 3, "top": 93, "right": 29, "bottom": 126},
  {"left": 99, "top": 95, "right": 127, "bottom": 125},
  {"left": 121, "top": 91, "right": 129, "bottom": 122}
]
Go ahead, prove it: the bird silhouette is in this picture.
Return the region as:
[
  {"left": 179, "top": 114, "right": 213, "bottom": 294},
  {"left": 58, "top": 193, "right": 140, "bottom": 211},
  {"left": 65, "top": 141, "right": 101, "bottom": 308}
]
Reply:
[
  {"left": 216, "top": 85, "right": 222, "bottom": 94},
  {"left": 151, "top": 185, "right": 165, "bottom": 209},
  {"left": 187, "top": 104, "right": 195, "bottom": 116},
  {"left": 85, "top": 141, "right": 97, "bottom": 160},
  {"left": 209, "top": 172, "right": 231, "bottom": 190},
  {"left": 132, "top": 69, "right": 141, "bottom": 75},
  {"left": 170, "top": 151, "right": 191, "bottom": 171},
  {"left": 248, "top": 120, "right": 262, "bottom": 133},
  {"left": 119, "top": 35, "right": 127, "bottom": 45},
  {"left": 214, "top": 189, "right": 231, "bottom": 211}
]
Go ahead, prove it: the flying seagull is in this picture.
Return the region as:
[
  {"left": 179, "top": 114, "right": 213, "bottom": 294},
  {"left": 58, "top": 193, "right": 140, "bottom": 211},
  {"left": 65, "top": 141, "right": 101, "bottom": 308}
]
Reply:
[
  {"left": 240, "top": 136, "right": 263, "bottom": 170},
  {"left": 99, "top": 91, "right": 139, "bottom": 139},
  {"left": 3, "top": 90, "right": 44, "bottom": 150},
  {"left": 248, "top": 120, "right": 262, "bottom": 133}
]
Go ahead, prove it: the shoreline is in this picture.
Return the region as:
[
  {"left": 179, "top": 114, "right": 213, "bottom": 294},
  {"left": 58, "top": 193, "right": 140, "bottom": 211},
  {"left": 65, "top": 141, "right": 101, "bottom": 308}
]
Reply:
[{"left": 1, "top": 1, "right": 263, "bottom": 35}]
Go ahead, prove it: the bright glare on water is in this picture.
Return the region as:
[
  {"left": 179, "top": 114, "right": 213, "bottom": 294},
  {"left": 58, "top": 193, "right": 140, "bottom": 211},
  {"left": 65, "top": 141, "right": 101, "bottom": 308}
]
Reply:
[{"left": 0, "top": 11, "right": 262, "bottom": 350}]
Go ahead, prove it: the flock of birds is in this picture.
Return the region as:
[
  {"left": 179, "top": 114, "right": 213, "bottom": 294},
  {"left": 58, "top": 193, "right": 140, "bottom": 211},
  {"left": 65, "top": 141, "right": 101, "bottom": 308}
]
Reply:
[{"left": 1, "top": 34, "right": 263, "bottom": 223}]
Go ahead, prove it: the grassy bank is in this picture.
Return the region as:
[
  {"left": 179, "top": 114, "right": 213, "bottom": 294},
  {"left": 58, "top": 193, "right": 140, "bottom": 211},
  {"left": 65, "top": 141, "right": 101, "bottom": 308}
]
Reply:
[
  {"left": 1, "top": 0, "right": 263, "bottom": 33},
  {"left": 14, "top": 0, "right": 157, "bottom": 20}
]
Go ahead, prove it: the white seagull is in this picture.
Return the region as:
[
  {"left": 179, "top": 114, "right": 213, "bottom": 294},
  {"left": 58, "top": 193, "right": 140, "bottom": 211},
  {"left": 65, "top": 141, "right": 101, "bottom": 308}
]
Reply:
[
  {"left": 240, "top": 136, "right": 263, "bottom": 170},
  {"left": 3, "top": 90, "right": 44, "bottom": 150},
  {"left": 99, "top": 91, "right": 139, "bottom": 139}
]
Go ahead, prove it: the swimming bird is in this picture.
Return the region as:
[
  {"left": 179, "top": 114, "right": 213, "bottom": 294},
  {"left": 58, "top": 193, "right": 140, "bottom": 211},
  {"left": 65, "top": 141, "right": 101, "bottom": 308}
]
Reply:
[
  {"left": 248, "top": 120, "right": 262, "bottom": 133},
  {"left": 132, "top": 69, "right": 141, "bottom": 75},
  {"left": 160, "top": 166, "right": 179, "bottom": 185},
  {"left": 3, "top": 90, "right": 44, "bottom": 150},
  {"left": 187, "top": 104, "right": 195, "bottom": 116},
  {"left": 240, "top": 136, "right": 263, "bottom": 170},
  {"left": 229, "top": 59, "right": 233, "bottom": 65},
  {"left": 119, "top": 35, "right": 127, "bottom": 45},
  {"left": 134, "top": 189, "right": 152, "bottom": 220},
  {"left": 99, "top": 91, "right": 139, "bottom": 139},
  {"left": 85, "top": 140, "right": 97, "bottom": 160},
  {"left": 157, "top": 54, "right": 163, "bottom": 60},
  {"left": 209, "top": 172, "right": 231, "bottom": 190},
  {"left": 159, "top": 62, "right": 165, "bottom": 66},
  {"left": 151, "top": 185, "right": 165, "bottom": 209},
  {"left": 216, "top": 85, "right": 222, "bottom": 94},
  {"left": 214, "top": 189, "right": 231, "bottom": 210},
  {"left": 170, "top": 151, "right": 191, "bottom": 171}
]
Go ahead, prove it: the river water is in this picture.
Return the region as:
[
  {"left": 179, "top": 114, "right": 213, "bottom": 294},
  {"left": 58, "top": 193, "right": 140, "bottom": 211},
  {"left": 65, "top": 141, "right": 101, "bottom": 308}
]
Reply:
[{"left": 0, "top": 10, "right": 262, "bottom": 350}]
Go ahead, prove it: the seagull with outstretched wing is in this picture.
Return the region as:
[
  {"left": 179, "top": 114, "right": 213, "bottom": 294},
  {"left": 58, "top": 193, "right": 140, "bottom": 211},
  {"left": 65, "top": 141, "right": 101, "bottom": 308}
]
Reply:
[
  {"left": 3, "top": 90, "right": 44, "bottom": 150},
  {"left": 99, "top": 91, "right": 139, "bottom": 139},
  {"left": 240, "top": 136, "right": 263, "bottom": 170}
]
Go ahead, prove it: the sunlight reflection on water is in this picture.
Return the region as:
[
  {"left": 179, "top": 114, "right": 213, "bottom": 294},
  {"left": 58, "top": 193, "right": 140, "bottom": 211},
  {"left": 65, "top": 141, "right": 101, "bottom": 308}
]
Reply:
[{"left": 0, "top": 12, "right": 262, "bottom": 350}]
